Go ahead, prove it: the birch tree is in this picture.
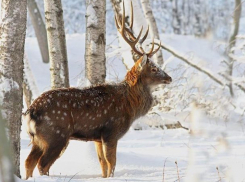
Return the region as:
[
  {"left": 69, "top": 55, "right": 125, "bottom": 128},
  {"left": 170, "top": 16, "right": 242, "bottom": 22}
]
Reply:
[
  {"left": 27, "top": 0, "right": 49, "bottom": 63},
  {"left": 140, "top": 0, "right": 164, "bottom": 65},
  {"left": 0, "top": 0, "right": 27, "bottom": 178},
  {"left": 0, "top": 112, "right": 15, "bottom": 182},
  {"left": 44, "top": 0, "right": 69, "bottom": 89},
  {"left": 85, "top": 0, "right": 106, "bottom": 84}
]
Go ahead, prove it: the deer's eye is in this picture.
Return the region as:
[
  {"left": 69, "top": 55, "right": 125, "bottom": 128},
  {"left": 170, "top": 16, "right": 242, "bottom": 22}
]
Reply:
[{"left": 151, "top": 68, "right": 157, "bottom": 72}]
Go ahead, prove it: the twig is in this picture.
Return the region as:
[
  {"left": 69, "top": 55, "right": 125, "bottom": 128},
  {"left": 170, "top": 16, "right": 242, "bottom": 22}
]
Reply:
[
  {"left": 175, "top": 161, "right": 180, "bottom": 182},
  {"left": 162, "top": 157, "right": 168, "bottom": 182},
  {"left": 68, "top": 171, "right": 81, "bottom": 182},
  {"left": 216, "top": 167, "right": 222, "bottom": 182}
]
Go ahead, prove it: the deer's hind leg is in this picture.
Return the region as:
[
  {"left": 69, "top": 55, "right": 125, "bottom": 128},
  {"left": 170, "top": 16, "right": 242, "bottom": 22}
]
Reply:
[
  {"left": 37, "top": 139, "right": 69, "bottom": 176},
  {"left": 102, "top": 140, "right": 118, "bottom": 177},
  {"left": 95, "top": 141, "right": 107, "bottom": 177},
  {"left": 25, "top": 144, "right": 43, "bottom": 179}
]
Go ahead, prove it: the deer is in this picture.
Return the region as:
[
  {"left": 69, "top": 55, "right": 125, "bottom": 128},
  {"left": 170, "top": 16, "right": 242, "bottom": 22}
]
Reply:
[{"left": 23, "top": 1, "right": 172, "bottom": 180}]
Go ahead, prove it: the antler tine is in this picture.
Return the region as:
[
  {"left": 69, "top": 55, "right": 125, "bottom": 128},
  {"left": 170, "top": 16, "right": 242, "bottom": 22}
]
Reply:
[
  {"left": 139, "top": 25, "right": 149, "bottom": 44},
  {"left": 129, "top": 1, "right": 133, "bottom": 29},
  {"left": 147, "top": 37, "right": 155, "bottom": 55},
  {"left": 122, "top": 1, "right": 125, "bottom": 31},
  {"left": 114, "top": 15, "right": 121, "bottom": 30},
  {"left": 148, "top": 41, "right": 162, "bottom": 57}
]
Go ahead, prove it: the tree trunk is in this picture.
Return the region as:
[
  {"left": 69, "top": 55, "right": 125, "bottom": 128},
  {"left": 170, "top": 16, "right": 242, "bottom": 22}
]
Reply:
[
  {"left": 85, "top": 0, "right": 106, "bottom": 85},
  {"left": 0, "top": 0, "right": 27, "bottom": 178},
  {"left": 23, "top": 55, "right": 39, "bottom": 108},
  {"left": 227, "top": 0, "right": 242, "bottom": 96},
  {"left": 140, "top": 0, "right": 164, "bottom": 65},
  {"left": 27, "top": 0, "right": 49, "bottom": 63},
  {"left": 0, "top": 112, "right": 15, "bottom": 182},
  {"left": 44, "top": 0, "right": 70, "bottom": 89}
]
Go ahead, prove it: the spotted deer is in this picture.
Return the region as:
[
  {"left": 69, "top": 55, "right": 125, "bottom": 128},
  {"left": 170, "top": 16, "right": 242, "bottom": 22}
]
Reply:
[{"left": 23, "top": 1, "right": 172, "bottom": 179}]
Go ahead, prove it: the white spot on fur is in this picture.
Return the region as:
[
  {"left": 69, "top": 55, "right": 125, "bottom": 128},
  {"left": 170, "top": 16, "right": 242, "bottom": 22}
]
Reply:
[
  {"left": 61, "top": 117, "right": 64, "bottom": 120},
  {"left": 56, "top": 130, "right": 60, "bottom": 134},
  {"left": 57, "top": 102, "right": 60, "bottom": 107},
  {"left": 58, "top": 111, "right": 61, "bottom": 114},
  {"left": 52, "top": 110, "right": 55, "bottom": 114},
  {"left": 44, "top": 116, "right": 50, "bottom": 120},
  {"left": 64, "top": 112, "right": 67, "bottom": 116},
  {"left": 104, "top": 110, "right": 107, "bottom": 114}
]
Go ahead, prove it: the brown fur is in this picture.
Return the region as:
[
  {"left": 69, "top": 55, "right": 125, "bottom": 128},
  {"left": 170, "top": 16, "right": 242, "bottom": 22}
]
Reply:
[{"left": 24, "top": 57, "right": 171, "bottom": 179}]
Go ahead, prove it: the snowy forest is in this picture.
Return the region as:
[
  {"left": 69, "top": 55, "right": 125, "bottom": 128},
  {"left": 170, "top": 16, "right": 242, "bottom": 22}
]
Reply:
[{"left": 0, "top": 0, "right": 245, "bottom": 181}]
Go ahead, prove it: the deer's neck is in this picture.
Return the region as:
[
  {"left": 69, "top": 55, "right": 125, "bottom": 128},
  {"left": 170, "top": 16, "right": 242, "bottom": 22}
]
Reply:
[{"left": 124, "top": 81, "right": 153, "bottom": 120}]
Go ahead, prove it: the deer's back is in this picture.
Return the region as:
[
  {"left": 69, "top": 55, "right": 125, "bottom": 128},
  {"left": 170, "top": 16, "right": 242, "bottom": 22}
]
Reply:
[{"left": 26, "top": 84, "right": 135, "bottom": 142}]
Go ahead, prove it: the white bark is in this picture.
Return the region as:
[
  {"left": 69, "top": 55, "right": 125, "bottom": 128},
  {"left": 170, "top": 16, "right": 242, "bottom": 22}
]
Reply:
[
  {"left": 0, "top": 0, "right": 27, "bottom": 178},
  {"left": 0, "top": 112, "right": 15, "bottom": 182},
  {"left": 27, "top": 0, "right": 49, "bottom": 63},
  {"left": 85, "top": 0, "right": 106, "bottom": 84},
  {"left": 140, "top": 0, "right": 164, "bottom": 66},
  {"left": 44, "top": 0, "right": 69, "bottom": 89},
  {"left": 23, "top": 55, "right": 39, "bottom": 108}
]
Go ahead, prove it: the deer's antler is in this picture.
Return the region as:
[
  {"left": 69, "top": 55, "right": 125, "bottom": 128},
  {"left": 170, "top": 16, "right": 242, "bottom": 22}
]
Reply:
[{"left": 115, "top": 1, "right": 161, "bottom": 58}]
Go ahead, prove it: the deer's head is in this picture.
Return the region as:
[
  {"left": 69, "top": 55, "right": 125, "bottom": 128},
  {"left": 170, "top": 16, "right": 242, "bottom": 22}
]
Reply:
[{"left": 115, "top": 1, "right": 172, "bottom": 88}]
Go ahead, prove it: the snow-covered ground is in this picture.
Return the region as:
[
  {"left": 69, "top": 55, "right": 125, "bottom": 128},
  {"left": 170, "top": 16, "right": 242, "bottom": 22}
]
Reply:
[{"left": 17, "top": 33, "right": 245, "bottom": 182}]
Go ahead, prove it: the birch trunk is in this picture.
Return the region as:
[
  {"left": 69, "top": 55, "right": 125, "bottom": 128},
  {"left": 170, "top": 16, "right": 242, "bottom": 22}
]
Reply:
[
  {"left": 0, "top": 112, "right": 15, "bottom": 182},
  {"left": 44, "top": 0, "right": 69, "bottom": 89},
  {"left": 23, "top": 55, "right": 39, "bottom": 108},
  {"left": 0, "top": 0, "right": 27, "bottom": 178},
  {"left": 85, "top": 0, "right": 106, "bottom": 85},
  {"left": 27, "top": 0, "right": 49, "bottom": 63},
  {"left": 140, "top": 0, "right": 164, "bottom": 65}
]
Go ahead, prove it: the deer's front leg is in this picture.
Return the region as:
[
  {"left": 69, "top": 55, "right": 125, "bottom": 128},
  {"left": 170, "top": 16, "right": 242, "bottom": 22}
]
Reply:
[
  {"left": 102, "top": 140, "right": 118, "bottom": 177},
  {"left": 94, "top": 141, "right": 107, "bottom": 177}
]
